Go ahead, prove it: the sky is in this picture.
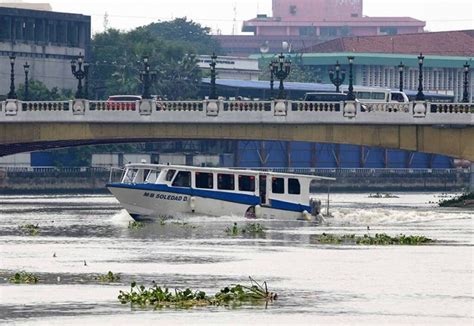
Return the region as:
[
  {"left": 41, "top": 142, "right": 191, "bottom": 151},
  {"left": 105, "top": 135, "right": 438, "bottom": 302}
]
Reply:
[{"left": 4, "top": 0, "right": 473, "bottom": 34}]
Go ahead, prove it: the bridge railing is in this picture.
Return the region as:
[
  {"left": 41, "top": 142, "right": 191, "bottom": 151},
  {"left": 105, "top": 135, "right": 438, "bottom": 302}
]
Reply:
[{"left": 0, "top": 98, "right": 472, "bottom": 125}]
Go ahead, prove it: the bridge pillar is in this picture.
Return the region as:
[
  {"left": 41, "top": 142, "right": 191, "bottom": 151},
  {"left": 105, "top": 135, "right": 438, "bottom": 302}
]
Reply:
[{"left": 470, "top": 163, "right": 474, "bottom": 193}]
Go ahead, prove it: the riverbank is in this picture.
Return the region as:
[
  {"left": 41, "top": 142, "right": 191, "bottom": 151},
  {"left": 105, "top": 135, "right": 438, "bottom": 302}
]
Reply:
[{"left": 0, "top": 168, "right": 470, "bottom": 193}]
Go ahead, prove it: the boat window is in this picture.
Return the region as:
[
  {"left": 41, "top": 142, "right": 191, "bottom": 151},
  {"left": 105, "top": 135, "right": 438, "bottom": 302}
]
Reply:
[
  {"left": 195, "top": 172, "right": 214, "bottom": 189},
  {"left": 172, "top": 171, "right": 191, "bottom": 188},
  {"left": 218, "top": 173, "right": 235, "bottom": 190},
  {"left": 146, "top": 170, "right": 159, "bottom": 184},
  {"left": 165, "top": 169, "right": 176, "bottom": 181},
  {"left": 272, "top": 177, "right": 285, "bottom": 194},
  {"left": 123, "top": 169, "right": 138, "bottom": 183},
  {"left": 238, "top": 175, "right": 255, "bottom": 192},
  {"left": 288, "top": 178, "right": 301, "bottom": 195}
]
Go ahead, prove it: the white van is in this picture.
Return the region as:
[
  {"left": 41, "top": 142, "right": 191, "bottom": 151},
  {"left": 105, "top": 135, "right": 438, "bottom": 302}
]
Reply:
[{"left": 342, "top": 87, "right": 409, "bottom": 103}]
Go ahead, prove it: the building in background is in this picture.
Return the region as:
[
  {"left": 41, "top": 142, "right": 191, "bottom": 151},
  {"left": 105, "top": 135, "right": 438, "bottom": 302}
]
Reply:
[
  {"left": 216, "top": 0, "right": 425, "bottom": 56},
  {"left": 197, "top": 55, "right": 260, "bottom": 81},
  {"left": 298, "top": 30, "right": 474, "bottom": 101},
  {"left": 0, "top": 5, "right": 91, "bottom": 95}
]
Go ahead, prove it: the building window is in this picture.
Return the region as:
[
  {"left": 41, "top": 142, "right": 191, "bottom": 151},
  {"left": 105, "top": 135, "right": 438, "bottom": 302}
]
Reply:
[
  {"left": 238, "top": 175, "right": 255, "bottom": 192},
  {"left": 272, "top": 177, "right": 284, "bottom": 194},
  {"left": 380, "top": 27, "right": 398, "bottom": 35},
  {"left": 288, "top": 178, "right": 301, "bottom": 195},
  {"left": 320, "top": 27, "right": 338, "bottom": 37},
  {"left": 289, "top": 5, "right": 297, "bottom": 15},
  {"left": 218, "top": 174, "right": 234, "bottom": 190},
  {"left": 299, "top": 26, "right": 316, "bottom": 36},
  {"left": 195, "top": 172, "right": 214, "bottom": 189}
]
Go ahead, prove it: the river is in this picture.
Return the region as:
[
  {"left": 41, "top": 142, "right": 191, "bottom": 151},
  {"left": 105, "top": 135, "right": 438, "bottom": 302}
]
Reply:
[{"left": 0, "top": 193, "right": 472, "bottom": 325}]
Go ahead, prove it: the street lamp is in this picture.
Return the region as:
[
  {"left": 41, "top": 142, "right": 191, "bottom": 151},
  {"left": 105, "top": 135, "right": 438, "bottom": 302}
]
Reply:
[
  {"left": 7, "top": 54, "right": 17, "bottom": 99},
  {"left": 329, "top": 61, "right": 346, "bottom": 93},
  {"left": 416, "top": 53, "right": 425, "bottom": 101},
  {"left": 71, "top": 53, "right": 89, "bottom": 99},
  {"left": 272, "top": 53, "right": 291, "bottom": 99},
  {"left": 140, "top": 56, "right": 156, "bottom": 99},
  {"left": 269, "top": 58, "right": 277, "bottom": 99},
  {"left": 23, "top": 62, "right": 30, "bottom": 101},
  {"left": 346, "top": 56, "right": 356, "bottom": 101},
  {"left": 398, "top": 62, "right": 405, "bottom": 92},
  {"left": 209, "top": 53, "right": 218, "bottom": 100},
  {"left": 462, "top": 62, "right": 470, "bottom": 103}
]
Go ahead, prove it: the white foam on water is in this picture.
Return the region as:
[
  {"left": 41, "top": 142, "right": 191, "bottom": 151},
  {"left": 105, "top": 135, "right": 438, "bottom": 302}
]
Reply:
[{"left": 108, "top": 209, "right": 133, "bottom": 226}]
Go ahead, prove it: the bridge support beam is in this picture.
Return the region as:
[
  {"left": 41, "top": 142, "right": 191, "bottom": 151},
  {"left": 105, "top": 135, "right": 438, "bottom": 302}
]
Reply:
[{"left": 470, "top": 163, "right": 474, "bottom": 193}]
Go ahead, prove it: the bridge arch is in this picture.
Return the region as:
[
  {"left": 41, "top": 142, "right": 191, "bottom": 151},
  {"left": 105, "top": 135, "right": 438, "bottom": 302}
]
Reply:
[{"left": 0, "top": 122, "right": 473, "bottom": 160}]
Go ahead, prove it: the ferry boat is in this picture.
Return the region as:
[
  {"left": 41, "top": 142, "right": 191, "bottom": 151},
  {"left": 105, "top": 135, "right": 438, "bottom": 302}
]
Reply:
[{"left": 107, "top": 164, "right": 335, "bottom": 221}]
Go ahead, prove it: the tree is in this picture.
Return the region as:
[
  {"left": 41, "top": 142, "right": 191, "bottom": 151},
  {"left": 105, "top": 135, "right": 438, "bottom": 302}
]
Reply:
[
  {"left": 142, "top": 17, "right": 222, "bottom": 55},
  {"left": 17, "top": 80, "right": 72, "bottom": 101},
  {"left": 90, "top": 27, "right": 202, "bottom": 100}
]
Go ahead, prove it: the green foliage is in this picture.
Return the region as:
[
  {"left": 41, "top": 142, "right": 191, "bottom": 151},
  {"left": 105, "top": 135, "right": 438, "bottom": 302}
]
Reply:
[
  {"left": 439, "top": 192, "right": 474, "bottom": 207},
  {"left": 260, "top": 59, "right": 324, "bottom": 85},
  {"left": 128, "top": 221, "right": 144, "bottom": 229},
  {"left": 142, "top": 17, "right": 222, "bottom": 55},
  {"left": 314, "top": 233, "right": 434, "bottom": 245},
  {"left": 17, "top": 80, "right": 72, "bottom": 101},
  {"left": 19, "top": 224, "right": 40, "bottom": 236},
  {"left": 225, "top": 223, "right": 266, "bottom": 237},
  {"left": 118, "top": 277, "right": 276, "bottom": 309},
  {"left": 90, "top": 24, "right": 203, "bottom": 100},
  {"left": 96, "top": 271, "right": 121, "bottom": 283},
  {"left": 9, "top": 272, "right": 39, "bottom": 284}
]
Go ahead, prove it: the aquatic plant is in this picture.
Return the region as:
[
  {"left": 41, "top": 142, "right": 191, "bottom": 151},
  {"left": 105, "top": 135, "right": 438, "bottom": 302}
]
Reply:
[
  {"left": 225, "top": 223, "right": 266, "bottom": 237},
  {"left": 314, "top": 233, "right": 433, "bottom": 246},
  {"left": 128, "top": 221, "right": 144, "bottom": 229},
  {"left": 368, "top": 193, "right": 400, "bottom": 198},
  {"left": 96, "top": 271, "right": 121, "bottom": 283},
  {"left": 118, "top": 277, "right": 277, "bottom": 309},
  {"left": 9, "top": 271, "right": 39, "bottom": 284},
  {"left": 439, "top": 192, "right": 474, "bottom": 207},
  {"left": 18, "top": 224, "right": 40, "bottom": 236}
]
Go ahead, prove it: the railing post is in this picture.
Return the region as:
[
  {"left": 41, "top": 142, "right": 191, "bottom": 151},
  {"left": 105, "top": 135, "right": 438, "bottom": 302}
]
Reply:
[
  {"left": 5, "top": 99, "right": 19, "bottom": 116},
  {"left": 343, "top": 101, "right": 357, "bottom": 118},
  {"left": 205, "top": 99, "right": 220, "bottom": 116},
  {"left": 139, "top": 99, "right": 153, "bottom": 115},
  {"left": 273, "top": 99, "right": 288, "bottom": 116},
  {"left": 72, "top": 99, "right": 87, "bottom": 115},
  {"left": 413, "top": 101, "right": 427, "bottom": 118}
]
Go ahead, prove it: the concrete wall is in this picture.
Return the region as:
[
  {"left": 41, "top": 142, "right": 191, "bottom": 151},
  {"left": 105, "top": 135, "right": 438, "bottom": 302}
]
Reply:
[{"left": 0, "top": 43, "right": 83, "bottom": 93}]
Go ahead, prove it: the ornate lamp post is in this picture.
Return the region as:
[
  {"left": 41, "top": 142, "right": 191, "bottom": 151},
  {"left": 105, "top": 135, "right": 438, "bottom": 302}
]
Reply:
[
  {"left": 209, "top": 53, "right": 218, "bottom": 100},
  {"left": 269, "top": 59, "right": 277, "bottom": 99},
  {"left": 140, "top": 56, "right": 157, "bottom": 99},
  {"left": 272, "top": 53, "right": 291, "bottom": 99},
  {"left": 329, "top": 61, "right": 346, "bottom": 93},
  {"left": 398, "top": 62, "right": 405, "bottom": 92},
  {"left": 346, "top": 56, "right": 355, "bottom": 101},
  {"left": 462, "top": 62, "right": 470, "bottom": 103},
  {"left": 7, "top": 54, "right": 17, "bottom": 99},
  {"left": 71, "top": 53, "right": 89, "bottom": 99},
  {"left": 23, "top": 62, "right": 30, "bottom": 101},
  {"left": 416, "top": 53, "right": 425, "bottom": 101}
]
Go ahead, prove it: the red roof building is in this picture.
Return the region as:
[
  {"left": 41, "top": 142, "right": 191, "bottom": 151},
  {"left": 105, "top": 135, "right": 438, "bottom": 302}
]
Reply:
[{"left": 302, "top": 30, "right": 474, "bottom": 57}]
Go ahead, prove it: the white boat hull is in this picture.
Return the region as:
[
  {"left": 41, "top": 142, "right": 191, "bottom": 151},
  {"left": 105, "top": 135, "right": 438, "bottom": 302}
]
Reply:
[{"left": 108, "top": 185, "right": 306, "bottom": 221}]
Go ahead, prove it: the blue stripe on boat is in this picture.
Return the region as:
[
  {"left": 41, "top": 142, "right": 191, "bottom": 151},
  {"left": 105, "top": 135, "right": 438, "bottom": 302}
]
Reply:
[{"left": 107, "top": 183, "right": 309, "bottom": 213}]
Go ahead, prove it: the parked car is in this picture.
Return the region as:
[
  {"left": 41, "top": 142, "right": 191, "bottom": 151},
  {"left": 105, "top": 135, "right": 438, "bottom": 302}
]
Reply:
[{"left": 106, "top": 95, "right": 142, "bottom": 110}]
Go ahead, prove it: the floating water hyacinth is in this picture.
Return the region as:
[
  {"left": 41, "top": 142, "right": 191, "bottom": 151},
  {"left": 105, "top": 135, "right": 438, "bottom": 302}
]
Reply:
[
  {"left": 225, "top": 223, "right": 266, "bottom": 237},
  {"left": 19, "top": 224, "right": 40, "bottom": 236},
  {"left": 118, "top": 277, "right": 277, "bottom": 309},
  {"left": 96, "top": 271, "right": 121, "bottom": 283},
  {"left": 9, "top": 272, "right": 39, "bottom": 284},
  {"left": 314, "top": 233, "right": 434, "bottom": 245}
]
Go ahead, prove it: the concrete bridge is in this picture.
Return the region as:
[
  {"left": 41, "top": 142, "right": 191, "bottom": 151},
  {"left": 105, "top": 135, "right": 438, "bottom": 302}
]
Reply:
[{"left": 0, "top": 98, "right": 473, "bottom": 162}]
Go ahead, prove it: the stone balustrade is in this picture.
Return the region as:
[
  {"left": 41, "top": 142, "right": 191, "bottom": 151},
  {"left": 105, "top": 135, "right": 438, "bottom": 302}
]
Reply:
[{"left": 0, "top": 99, "right": 472, "bottom": 126}]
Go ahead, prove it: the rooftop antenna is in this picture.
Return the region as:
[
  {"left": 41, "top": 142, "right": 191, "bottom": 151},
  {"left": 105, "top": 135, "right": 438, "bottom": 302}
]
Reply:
[
  {"left": 232, "top": 2, "right": 237, "bottom": 36},
  {"left": 103, "top": 12, "right": 109, "bottom": 32}
]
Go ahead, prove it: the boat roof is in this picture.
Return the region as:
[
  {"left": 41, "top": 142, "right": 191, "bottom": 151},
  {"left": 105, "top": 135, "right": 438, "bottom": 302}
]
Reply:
[{"left": 125, "top": 163, "right": 336, "bottom": 181}]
